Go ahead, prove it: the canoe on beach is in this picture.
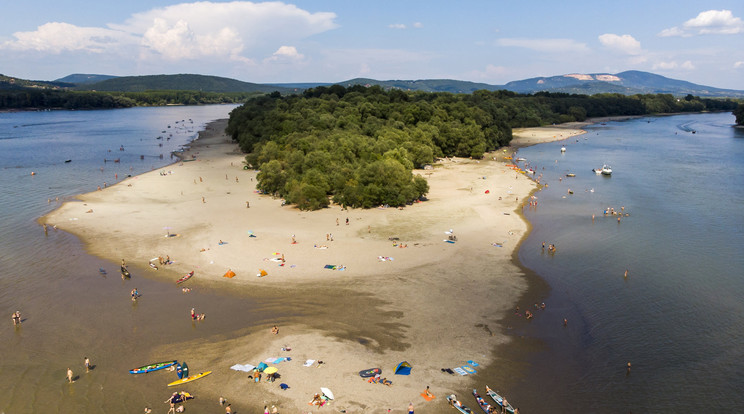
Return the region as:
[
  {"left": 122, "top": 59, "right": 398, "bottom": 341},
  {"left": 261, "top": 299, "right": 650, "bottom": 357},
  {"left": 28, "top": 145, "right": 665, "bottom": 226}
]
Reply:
[
  {"left": 446, "top": 394, "right": 474, "bottom": 414},
  {"left": 485, "top": 386, "right": 515, "bottom": 413},
  {"left": 472, "top": 389, "right": 493, "bottom": 414},
  {"left": 176, "top": 271, "right": 194, "bottom": 284},
  {"left": 129, "top": 360, "right": 177, "bottom": 374},
  {"left": 167, "top": 371, "right": 211, "bottom": 387}
]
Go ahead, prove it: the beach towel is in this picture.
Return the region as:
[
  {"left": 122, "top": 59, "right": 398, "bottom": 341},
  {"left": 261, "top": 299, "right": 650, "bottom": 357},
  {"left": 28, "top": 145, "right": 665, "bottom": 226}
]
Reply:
[
  {"left": 230, "top": 364, "right": 256, "bottom": 372},
  {"left": 467, "top": 360, "right": 480, "bottom": 367},
  {"left": 453, "top": 367, "right": 468, "bottom": 376},
  {"left": 324, "top": 264, "right": 336, "bottom": 269},
  {"left": 303, "top": 360, "right": 316, "bottom": 367},
  {"left": 421, "top": 392, "right": 436, "bottom": 401},
  {"left": 265, "top": 357, "right": 277, "bottom": 363}
]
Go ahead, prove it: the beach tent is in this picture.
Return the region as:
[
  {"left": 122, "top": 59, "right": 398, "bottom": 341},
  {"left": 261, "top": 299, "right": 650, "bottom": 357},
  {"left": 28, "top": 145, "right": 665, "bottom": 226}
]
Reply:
[
  {"left": 257, "top": 362, "right": 268, "bottom": 371},
  {"left": 394, "top": 361, "right": 412, "bottom": 375},
  {"left": 258, "top": 269, "right": 268, "bottom": 277},
  {"left": 223, "top": 269, "right": 236, "bottom": 278}
]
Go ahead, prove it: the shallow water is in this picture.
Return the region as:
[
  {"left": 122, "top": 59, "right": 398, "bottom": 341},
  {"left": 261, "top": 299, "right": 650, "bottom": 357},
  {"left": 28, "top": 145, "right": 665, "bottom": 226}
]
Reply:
[
  {"left": 0, "top": 106, "right": 284, "bottom": 413},
  {"left": 509, "top": 113, "right": 744, "bottom": 412}
]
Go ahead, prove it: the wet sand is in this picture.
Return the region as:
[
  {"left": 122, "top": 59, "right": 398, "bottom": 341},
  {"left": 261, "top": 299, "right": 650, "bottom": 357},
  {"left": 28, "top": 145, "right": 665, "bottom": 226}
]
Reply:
[{"left": 42, "top": 120, "right": 585, "bottom": 413}]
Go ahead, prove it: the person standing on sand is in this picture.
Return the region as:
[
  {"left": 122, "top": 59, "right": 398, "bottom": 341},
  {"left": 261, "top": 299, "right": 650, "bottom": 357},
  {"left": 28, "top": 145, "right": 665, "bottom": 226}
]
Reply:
[
  {"left": 225, "top": 403, "right": 232, "bottom": 413},
  {"left": 12, "top": 311, "right": 21, "bottom": 326},
  {"left": 84, "top": 357, "right": 90, "bottom": 373},
  {"left": 67, "top": 368, "right": 74, "bottom": 383},
  {"left": 408, "top": 402, "right": 414, "bottom": 414}
]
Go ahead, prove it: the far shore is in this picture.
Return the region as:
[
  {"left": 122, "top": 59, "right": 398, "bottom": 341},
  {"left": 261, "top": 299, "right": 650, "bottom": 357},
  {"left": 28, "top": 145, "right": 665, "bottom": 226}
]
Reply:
[{"left": 42, "top": 119, "right": 583, "bottom": 413}]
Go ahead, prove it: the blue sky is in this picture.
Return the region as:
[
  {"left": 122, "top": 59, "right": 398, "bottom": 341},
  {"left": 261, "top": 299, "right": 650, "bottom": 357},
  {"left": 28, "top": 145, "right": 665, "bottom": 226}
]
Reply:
[{"left": 2, "top": 1, "right": 743, "bottom": 89}]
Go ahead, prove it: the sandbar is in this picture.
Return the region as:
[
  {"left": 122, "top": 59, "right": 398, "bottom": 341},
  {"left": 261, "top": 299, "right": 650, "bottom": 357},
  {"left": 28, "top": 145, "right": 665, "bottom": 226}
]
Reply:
[{"left": 44, "top": 119, "right": 552, "bottom": 413}]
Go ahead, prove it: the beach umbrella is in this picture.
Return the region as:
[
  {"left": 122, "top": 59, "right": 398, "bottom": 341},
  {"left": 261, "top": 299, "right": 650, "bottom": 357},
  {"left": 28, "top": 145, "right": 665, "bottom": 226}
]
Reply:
[{"left": 264, "top": 367, "right": 278, "bottom": 375}]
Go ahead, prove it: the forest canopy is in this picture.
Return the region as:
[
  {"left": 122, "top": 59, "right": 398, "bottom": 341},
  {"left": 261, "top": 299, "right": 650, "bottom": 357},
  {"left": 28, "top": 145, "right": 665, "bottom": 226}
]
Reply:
[{"left": 226, "top": 85, "right": 739, "bottom": 210}]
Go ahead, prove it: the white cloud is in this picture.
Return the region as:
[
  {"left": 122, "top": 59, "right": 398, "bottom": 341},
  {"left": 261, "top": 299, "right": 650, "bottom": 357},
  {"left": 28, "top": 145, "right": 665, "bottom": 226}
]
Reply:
[
  {"left": 1, "top": 22, "right": 137, "bottom": 53},
  {"left": 598, "top": 34, "right": 642, "bottom": 55},
  {"left": 264, "top": 45, "right": 304, "bottom": 63},
  {"left": 652, "top": 60, "right": 695, "bottom": 70},
  {"left": 389, "top": 24, "right": 406, "bottom": 29},
  {"left": 497, "top": 38, "right": 589, "bottom": 53},
  {"left": 659, "top": 9, "right": 744, "bottom": 37},
  {"left": 680, "top": 60, "right": 695, "bottom": 70},
  {"left": 413, "top": 22, "right": 423, "bottom": 29},
  {"left": 1, "top": 1, "right": 337, "bottom": 65},
  {"left": 733, "top": 61, "right": 744, "bottom": 68},
  {"left": 466, "top": 64, "right": 510, "bottom": 82}
]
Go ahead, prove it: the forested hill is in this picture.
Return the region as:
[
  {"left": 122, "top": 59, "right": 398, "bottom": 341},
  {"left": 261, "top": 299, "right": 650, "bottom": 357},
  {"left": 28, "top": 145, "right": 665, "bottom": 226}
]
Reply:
[
  {"left": 226, "top": 85, "right": 739, "bottom": 210},
  {"left": 77, "top": 74, "right": 292, "bottom": 94}
]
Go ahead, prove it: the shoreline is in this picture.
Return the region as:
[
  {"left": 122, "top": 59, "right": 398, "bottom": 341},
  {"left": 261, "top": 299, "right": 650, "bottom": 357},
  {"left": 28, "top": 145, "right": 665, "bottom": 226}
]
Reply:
[{"left": 42, "top": 119, "right": 585, "bottom": 413}]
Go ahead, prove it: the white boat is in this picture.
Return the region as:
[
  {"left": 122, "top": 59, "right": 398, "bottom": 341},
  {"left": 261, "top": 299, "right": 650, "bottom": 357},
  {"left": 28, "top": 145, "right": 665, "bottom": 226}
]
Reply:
[
  {"left": 560, "top": 146, "right": 566, "bottom": 152},
  {"left": 601, "top": 165, "right": 612, "bottom": 175},
  {"left": 592, "top": 168, "right": 602, "bottom": 174},
  {"left": 515, "top": 157, "right": 526, "bottom": 162}
]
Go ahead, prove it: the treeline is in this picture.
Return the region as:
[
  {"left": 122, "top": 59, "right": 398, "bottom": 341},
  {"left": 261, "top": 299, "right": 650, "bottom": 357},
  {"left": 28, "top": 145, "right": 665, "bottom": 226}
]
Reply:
[
  {"left": 226, "top": 85, "right": 740, "bottom": 210},
  {"left": 735, "top": 103, "right": 744, "bottom": 126},
  {"left": 0, "top": 89, "right": 261, "bottom": 110}
]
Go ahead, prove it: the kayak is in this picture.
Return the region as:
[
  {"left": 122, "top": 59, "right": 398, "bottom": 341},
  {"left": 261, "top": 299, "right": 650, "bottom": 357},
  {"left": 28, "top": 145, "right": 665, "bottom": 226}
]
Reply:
[
  {"left": 176, "top": 271, "right": 194, "bottom": 284},
  {"left": 167, "top": 371, "right": 211, "bottom": 387},
  {"left": 472, "top": 389, "right": 492, "bottom": 414},
  {"left": 446, "top": 395, "right": 473, "bottom": 414},
  {"left": 129, "top": 360, "right": 177, "bottom": 374},
  {"left": 485, "top": 386, "right": 515, "bottom": 414}
]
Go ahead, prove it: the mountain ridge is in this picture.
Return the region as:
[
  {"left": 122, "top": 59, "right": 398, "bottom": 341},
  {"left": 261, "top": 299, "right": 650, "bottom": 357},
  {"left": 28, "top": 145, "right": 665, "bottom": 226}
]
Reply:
[{"left": 14, "top": 70, "right": 738, "bottom": 98}]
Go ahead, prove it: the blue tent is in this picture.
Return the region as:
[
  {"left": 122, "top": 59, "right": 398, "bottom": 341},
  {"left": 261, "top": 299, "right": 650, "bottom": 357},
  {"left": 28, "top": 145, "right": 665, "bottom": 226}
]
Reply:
[{"left": 394, "top": 361, "right": 412, "bottom": 375}]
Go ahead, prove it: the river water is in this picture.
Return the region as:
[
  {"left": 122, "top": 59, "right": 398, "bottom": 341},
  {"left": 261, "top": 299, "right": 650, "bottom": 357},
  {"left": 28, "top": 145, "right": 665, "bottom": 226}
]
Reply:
[{"left": 508, "top": 112, "right": 744, "bottom": 413}]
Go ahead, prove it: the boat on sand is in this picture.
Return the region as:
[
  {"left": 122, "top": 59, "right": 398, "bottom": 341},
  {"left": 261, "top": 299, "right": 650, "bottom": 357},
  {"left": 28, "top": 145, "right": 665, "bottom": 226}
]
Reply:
[
  {"left": 446, "top": 394, "right": 474, "bottom": 414},
  {"left": 485, "top": 386, "right": 515, "bottom": 413}
]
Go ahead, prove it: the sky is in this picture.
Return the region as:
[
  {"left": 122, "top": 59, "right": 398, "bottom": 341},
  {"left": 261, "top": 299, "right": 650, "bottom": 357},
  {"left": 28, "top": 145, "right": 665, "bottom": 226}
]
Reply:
[{"left": 1, "top": 0, "right": 743, "bottom": 89}]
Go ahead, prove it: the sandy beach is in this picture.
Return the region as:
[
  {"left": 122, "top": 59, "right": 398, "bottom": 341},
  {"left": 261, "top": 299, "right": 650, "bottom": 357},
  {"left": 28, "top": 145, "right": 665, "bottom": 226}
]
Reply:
[{"left": 43, "top": 120, "right": 585, "bottom": 413}]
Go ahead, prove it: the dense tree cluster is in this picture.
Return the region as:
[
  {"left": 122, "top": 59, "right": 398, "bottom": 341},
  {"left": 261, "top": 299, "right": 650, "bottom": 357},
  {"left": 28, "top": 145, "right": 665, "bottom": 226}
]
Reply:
[
  {"left": 735, "top": 103, "right": 744, "bottom": 126},
  {"left": 227, "top": 86, "right": 741, "bottom": 210},
  {"left": 0, "top": 89, "right": 259, "bottom": 110}
]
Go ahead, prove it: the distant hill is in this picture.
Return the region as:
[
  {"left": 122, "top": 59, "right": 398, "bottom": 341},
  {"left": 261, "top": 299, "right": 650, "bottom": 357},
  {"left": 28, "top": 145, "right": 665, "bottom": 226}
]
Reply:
[
  {"left": 334, "top": 78, "right": 503, "bottom": 94},
  {"left": 0, "top": 74, "right": 74, "bottom": 90},
  {"left": 324, "top": 71, "right": 744, "bottom": 98},
  {"left": 77, "top": 74, "right": 292, "bottom": 94},
  {"left": 55, "top": 74, "right": 118, "bottom": 85},
  {"left": 9, "top": 70, "right": 744, "bottom": 98},
  {"left": 501, "top": 70, "right": 744, "bottom": 97}
]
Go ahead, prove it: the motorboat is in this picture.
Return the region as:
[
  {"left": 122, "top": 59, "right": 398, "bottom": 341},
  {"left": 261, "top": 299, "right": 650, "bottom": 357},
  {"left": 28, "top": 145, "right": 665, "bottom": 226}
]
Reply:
[
  {"left": 560, "top": 146, "right": 566, "bottom": 152},
  {"left": 601, "top": 165, "right": 612, "bottom": 175},
  {"left": 592, "top": 168, "right": 603, "bottom": 174}
]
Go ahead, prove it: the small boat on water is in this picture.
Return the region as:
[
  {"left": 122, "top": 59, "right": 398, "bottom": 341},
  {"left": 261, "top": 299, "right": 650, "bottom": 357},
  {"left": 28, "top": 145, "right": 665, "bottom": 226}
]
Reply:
[
  {"left": 129, "top": 360, "right": 177, "bottom": 374},
  {"left": 446, "top": 395, "right": 474, "bottom": 414},
  {"left": 515, "top": 157, "right": 526, "bottom": 162},
  {"left": 472, "top": 389, "right": 493, "bottom": 414},
  {"left": 560, "top": 146, "right": 566, "bottom": 152},
  {"left": 566, "top": 173, "right": 576, "bottom": 177},
  {"left": 601, "top": 164, "right": 612, "bottom": 175},
  {"left": 485, "top": 386, "right": 515, "bottom": 414},
  {"left": 592, "top": 168, "right": 603, "bottom": 174}
]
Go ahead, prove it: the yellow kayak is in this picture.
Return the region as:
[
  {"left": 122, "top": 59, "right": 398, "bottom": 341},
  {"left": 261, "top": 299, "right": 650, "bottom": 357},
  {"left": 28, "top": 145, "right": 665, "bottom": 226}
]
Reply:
[{"left": 167, "top": 371, "right": 212, "bottom": 387}]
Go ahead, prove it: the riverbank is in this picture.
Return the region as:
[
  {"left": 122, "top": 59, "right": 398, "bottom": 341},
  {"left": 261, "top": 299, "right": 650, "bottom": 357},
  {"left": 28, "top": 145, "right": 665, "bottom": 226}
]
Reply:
[{"left": 42, "top": 120, "right": 580, "bottom": 413}]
